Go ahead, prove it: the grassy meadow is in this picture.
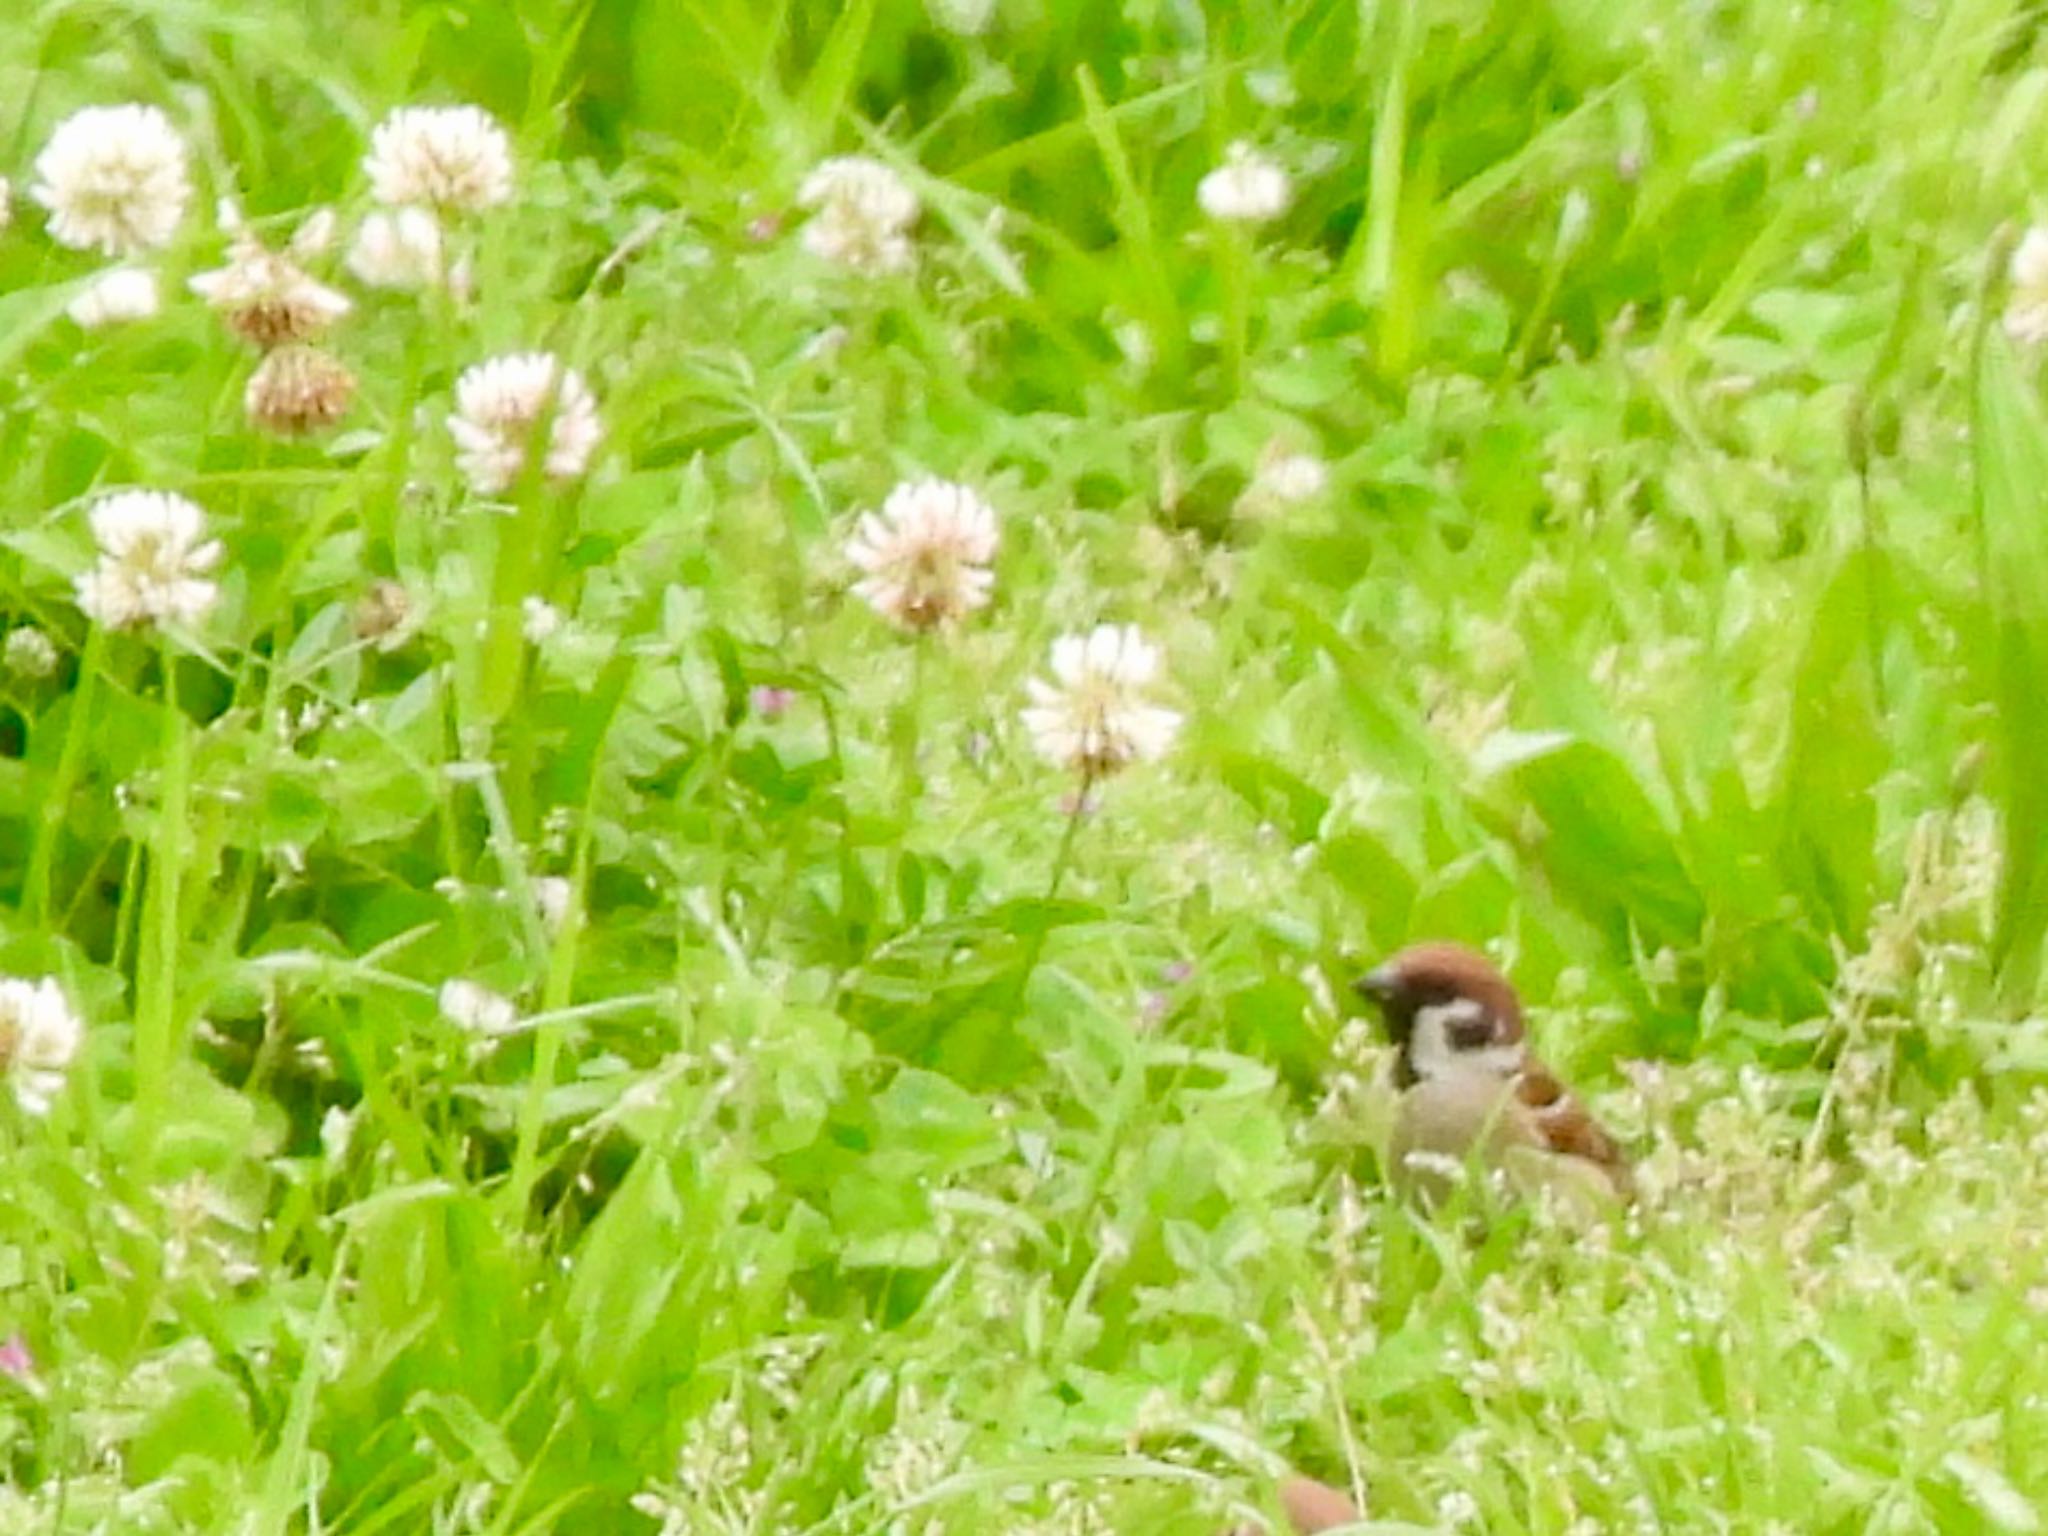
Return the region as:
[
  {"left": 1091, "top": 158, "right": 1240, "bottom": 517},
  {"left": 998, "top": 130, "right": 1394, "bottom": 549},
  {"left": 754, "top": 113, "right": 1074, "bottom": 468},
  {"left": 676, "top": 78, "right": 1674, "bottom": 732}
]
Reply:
[{"left": 6, "top": 0, "right": 2048, "bottom": 1530}]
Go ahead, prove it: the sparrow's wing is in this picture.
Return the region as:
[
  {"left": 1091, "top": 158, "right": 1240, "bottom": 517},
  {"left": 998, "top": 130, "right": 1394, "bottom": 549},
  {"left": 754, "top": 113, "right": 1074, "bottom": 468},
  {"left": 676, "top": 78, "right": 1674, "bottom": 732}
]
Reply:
[{"left": 1515, "top": 1060, "right": 1635, "bottom": 1198}]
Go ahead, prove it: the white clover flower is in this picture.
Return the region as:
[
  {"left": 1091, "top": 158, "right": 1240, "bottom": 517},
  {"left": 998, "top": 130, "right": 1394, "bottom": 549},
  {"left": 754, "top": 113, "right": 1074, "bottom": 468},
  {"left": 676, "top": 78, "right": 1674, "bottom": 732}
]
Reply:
[
  {"left": 0, "top": 976, "right": 84, "bottom": 1115},
  {"left": 844, "top": 477, "right": 998, "bottom": 631},
  {"left": 1021, "top": 624, "right": 1181, "bottom": 779},
  {"left": 346, "top": 207, "right": 449, "bottom": 290},
  {"left": 3, "top": 628, "right": 57, "bottom": 680},
  {"left": 32, "top": 104, "right": 190, "bottom": 255},
  {"left": 438, "top": 978, "right": 517, "bottom": 1035},
  {"left": 189, "top": 218, "right": 351, "bottom": 347},
  {"left": 798, "top": 155, "right": 919, "bottom": 274},
  {"left": 244, "top": 345, "right": 356, "bottom": 436},
  {"left": 1196, "top": 141, "right": 1292, "bottom": 224},
  {"left": 447, "top": 352, "right": 602, "bottom": 495},
  {"left": 364, "top": 106, "right": 513, "bottom": 213},
  {"left": 0, "top": 178, "right": 12, "bottom": 234},
  {"left": 2008, "top": 226, "right": 2048, "bottom": 345},
  {"left": 75, "top": 490, "right": 222, "bottom": 631},
  {"left": 66, "top": 266, "right": 159, "bottom": 329}
]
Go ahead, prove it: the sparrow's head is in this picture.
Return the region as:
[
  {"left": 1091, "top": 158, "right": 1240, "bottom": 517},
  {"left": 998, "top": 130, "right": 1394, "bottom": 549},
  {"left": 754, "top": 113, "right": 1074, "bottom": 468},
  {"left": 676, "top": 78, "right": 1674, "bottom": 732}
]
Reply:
[{"left": 1354, "top": 941, "right": 1526, "bottom": 1087}]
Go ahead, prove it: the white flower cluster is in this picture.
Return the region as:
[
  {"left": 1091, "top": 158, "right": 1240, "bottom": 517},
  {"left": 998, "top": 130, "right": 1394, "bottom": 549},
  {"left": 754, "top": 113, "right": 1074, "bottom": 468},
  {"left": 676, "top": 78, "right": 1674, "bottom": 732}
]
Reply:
[
  {"left": 1197, "top": 141, "right": 1291, "bottom": 224},
  {"left": 845, "top": 478, "right": 999, "bottom": 630},
  {"left": 347, "top": 207, "right": 449, "bottom": 291},
  {"left": 446, "top": 352, "right": 604, "bottom": 496},
  {"left": 67, "top": 267, "right": 159, "bottom": 330},
  {"left": 799, "top": 155, "right": 921, "bottom": 274},
  {"left": 439, "top": 979, "right": 518, "bottom": 1036},
  {"left": 1021, "top": 624, "right": 1182, "bottom": 779},
  {"left": 364, "top": 106, "right": 514, "bottom": 212},
  {"left": 32, "top": 104, "right": 190, "bottom": 255},
  {"left": 1238, "top": 441, "right": 1330, "bottom": 519},
  {"left": 3, "top": 628, "right": 57, "bottom": 680},
  {"left": 347, "top": 105, "right": 508, "bottom": 295},
  {"left": 75, "top": 491, "right": 223, "bottom": 632},
  {"left": 0, "top": 976, "right": 85, "bottom": 1116},
  {"left": 27, "top": 104, "right": 187, "bottom": 334}
]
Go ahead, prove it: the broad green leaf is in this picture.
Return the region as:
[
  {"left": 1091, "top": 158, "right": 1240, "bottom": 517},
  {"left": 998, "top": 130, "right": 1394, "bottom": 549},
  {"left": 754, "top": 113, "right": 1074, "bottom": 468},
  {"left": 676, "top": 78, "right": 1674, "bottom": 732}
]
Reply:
[
  {"left": 1774, "top": 545, "right": 1884, "bottom": 942},
  {"left": 1476, "top": 732, "right": 1706, "bottom": 970}
]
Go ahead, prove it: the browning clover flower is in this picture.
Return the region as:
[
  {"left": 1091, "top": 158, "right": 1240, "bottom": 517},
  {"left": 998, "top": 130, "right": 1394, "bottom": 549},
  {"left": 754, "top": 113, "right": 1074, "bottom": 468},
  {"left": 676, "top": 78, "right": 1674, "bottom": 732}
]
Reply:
[
  {"left": 32, "top": 104, "right": 190, "bottom": 255},
  {"left": 75, "top": 490, "right": 223, "bottom": 631},
  {"left": 245, "top": 345, "right": 357, "bottom": 436},
  {"left": 1021, "top": 624, "right": 1181, "bottom": 779},
  {"left": 352, "top": 580, "right": 417, "bottom": 651},
  {"left": 364, "top": 105, "right": 513, "bottom": 213},
  {"left": 798, "top": 155, "right": 920, "bottom": 275},
  {"left": 0, "top": 976, "right": 84, "bottom": 1116},
  {"left": 446, "top": 352, "right": 602, "bottom": 496},
  {"left": 189, "top": 209, "right": 351, "bottom": 347},
  {"left": 1196, "top": 142, "right": 1292, "bottom": 224},
  {"left": 845, "top": 477, "right": 999, "bottom": 631}
]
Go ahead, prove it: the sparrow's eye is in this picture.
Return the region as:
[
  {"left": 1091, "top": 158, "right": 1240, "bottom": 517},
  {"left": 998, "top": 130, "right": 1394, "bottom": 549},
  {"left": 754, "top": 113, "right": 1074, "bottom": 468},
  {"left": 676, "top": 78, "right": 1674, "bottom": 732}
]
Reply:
[{"left": 1446, "top": 1014, "right": 1496, "bottom": 1051}]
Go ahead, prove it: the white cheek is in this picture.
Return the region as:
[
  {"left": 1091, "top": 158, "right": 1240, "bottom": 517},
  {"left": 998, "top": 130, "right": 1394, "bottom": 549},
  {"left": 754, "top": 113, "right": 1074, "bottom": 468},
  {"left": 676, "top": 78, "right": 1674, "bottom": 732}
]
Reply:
[
  {"left": 1409, "top": 999, "right": 1524, "bottom": 1080},
  {"left": 1462, "top": 1042, "right": 1528, "bottom": 1078},
  {"left": 1409, "top": 998, "right": 1487, "bottom": 1079}
]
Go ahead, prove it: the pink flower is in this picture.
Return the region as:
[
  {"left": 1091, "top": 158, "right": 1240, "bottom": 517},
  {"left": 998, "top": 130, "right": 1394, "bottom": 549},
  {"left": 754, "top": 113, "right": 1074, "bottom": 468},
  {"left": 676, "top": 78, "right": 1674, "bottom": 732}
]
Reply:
[
  {"left": 0, "top": 1333, "right": 35, "bottom": 1380},
  {"left": 750, "top": 685, "right": 796, "bottom": 719}
]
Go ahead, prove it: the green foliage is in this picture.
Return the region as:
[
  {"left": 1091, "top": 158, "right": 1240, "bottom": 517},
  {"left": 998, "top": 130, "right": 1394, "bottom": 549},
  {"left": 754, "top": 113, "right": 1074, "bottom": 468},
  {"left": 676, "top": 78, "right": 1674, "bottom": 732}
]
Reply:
[
  {"left": 1, "top": 0, "right": 2048, "bottom": 1531},
  {"left": 1973, "top": 326, "right": 2048, "bottom": 1005}
]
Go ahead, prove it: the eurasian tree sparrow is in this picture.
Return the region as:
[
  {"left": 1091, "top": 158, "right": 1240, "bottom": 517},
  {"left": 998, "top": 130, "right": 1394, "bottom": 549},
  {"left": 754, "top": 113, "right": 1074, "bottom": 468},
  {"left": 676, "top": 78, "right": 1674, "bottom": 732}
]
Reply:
[{"left": 1354, "top": 941, "right": 1633, "bottom": 1207}]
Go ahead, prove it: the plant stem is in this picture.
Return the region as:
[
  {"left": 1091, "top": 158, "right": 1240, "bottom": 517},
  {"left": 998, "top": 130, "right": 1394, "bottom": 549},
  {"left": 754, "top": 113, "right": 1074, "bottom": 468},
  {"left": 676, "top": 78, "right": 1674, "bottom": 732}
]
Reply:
[
  {"left": 1002, "top": 772, "right": 1098, "bottom": 1029},
  {"left": 891, "top": 634, "right": 927, "bottom": 816},
  {"left": 135, "top": 639, "right": 191, "bottom": 1164},
  {"left": 1045, "top": 769, "right": 1095, "bottom": 902},
  {"left": 1220, "top": 224, "right": 1251, "bottom": 399},
  {"left": 24, "top": 625, "right": 105, "bottom": 928}
]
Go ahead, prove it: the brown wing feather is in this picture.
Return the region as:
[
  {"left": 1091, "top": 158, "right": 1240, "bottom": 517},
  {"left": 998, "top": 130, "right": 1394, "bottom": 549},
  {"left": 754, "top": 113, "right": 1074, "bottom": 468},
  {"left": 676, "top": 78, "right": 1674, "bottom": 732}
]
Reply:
[{"left": 1515, "top": 1059, "right": 1635, "bottom": 1199}]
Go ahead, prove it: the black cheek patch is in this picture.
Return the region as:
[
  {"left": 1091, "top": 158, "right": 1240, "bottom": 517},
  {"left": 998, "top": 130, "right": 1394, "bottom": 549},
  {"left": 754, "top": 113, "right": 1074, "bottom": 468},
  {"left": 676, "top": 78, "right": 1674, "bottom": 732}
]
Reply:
[{"left": 1447, "top": 1015, "right": 1497, "bottom": 1051}]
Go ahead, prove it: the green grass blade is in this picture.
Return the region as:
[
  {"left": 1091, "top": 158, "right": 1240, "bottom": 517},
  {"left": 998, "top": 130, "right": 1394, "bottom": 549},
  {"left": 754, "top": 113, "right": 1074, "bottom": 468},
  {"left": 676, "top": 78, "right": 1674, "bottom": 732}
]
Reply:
[{"left": 1973, "top": 329, "right": 2048, "bottom": 1005}]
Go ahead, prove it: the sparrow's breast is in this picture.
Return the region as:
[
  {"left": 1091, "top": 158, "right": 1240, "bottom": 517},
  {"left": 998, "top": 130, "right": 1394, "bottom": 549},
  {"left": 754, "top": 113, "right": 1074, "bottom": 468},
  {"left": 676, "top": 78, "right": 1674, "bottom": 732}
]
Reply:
[{"left": 1388, "top": 1072, "right": 1544, "bottom": 1206}]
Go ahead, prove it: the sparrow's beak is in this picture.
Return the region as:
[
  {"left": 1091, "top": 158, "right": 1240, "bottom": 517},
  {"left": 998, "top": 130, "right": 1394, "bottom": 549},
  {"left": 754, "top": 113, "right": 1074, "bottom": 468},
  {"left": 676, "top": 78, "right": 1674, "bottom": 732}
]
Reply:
[{"left": 1353, "top": 965, "right": 1397, "bottom": 1006}]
